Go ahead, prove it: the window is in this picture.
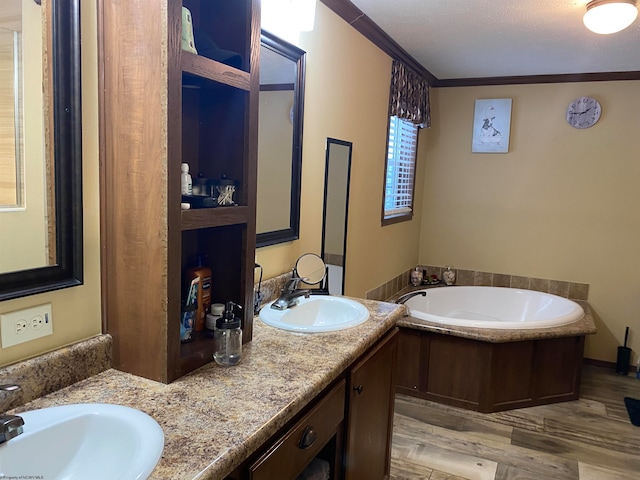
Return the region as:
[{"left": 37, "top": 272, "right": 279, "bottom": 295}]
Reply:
[{"left": 382, "top": 115, "right": 418, "bottom": 223}]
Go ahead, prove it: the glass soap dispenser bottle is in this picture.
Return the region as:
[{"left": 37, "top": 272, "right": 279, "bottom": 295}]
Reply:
[{"left": 214, "top": 301, "right": 242, "bottom": 366}]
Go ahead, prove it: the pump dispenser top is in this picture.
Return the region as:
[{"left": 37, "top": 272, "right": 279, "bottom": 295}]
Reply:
[{"left": 217, "top": 301, "right": 241, "bottom": 330}]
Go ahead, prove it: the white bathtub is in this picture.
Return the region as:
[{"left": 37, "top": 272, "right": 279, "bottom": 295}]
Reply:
[{"left": 403, "top": 286, "right": 584, "bottom": 329}]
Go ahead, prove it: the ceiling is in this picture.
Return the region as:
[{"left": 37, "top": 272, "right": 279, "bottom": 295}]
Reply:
[{"left": 346, "top": 0, "right": 640, "bottom": 83}]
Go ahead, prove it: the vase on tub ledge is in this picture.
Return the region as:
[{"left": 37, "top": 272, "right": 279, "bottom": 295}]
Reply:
[
  {"left": 443, "top": 266, "right": 456, "bottom": 286},
  {"left": 410, "top": 267, "right": 423, "bottom": 287}
]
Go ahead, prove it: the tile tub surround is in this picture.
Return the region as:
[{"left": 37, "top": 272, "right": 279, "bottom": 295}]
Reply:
[
  {"left": 0, "top": 334, "right": 112, "bottom": 412},
  {"left": 8, "top": 299, "right": 404, "bottom": 480},
  {"left": 366, "top": 265, "right": 590, "bottom": 302}
]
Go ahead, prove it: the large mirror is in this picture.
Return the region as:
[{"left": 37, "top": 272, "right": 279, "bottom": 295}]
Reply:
[
  {"left": 321, "top": 139, "right": 353, "bottom": 295},
  {"left": 0, "top": 0, "right": 82, "bottom": 301},
  {"left": 256, "top": 30, "right": 305, "bottom": 247}
]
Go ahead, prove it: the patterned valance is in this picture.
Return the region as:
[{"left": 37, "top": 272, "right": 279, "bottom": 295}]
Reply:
[{"left": 388, "top": 60, "right": 431, "bottom": 128}]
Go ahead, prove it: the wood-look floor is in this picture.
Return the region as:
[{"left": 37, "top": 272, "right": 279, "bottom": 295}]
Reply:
[{"left": 390, "top": 365, "right": 640, "bottom": 480}]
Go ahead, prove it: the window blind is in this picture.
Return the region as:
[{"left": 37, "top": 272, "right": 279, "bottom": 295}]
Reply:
[{"left": 384, "top": 116, "right": 418, "bottom": 217}]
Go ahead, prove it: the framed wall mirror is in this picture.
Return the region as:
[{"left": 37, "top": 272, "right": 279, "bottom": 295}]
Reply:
[
  {"left": 0, "top": 0, "right": 83, "bottom": 301},
  {"left": 256, "top": 30, "right": 305, "bottom": 248}
]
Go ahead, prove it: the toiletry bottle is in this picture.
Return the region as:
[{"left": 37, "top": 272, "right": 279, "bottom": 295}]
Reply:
[
  {"left": 206, "top": 303, "right": 225, "bottom": 333},
  {"left": 410, "top": 267, "right": 423, "bottom": 286},
  {"left": 443, "top": 266, "right": 456, "bottom": 286},
  {"left": 214, "top": 302, "right": 242, "bottom": 366},
  {"left": 184, "top": 254, "right": 212, "bottom": 331},
  {"left": 181, "top": 162, "right": 192, "bottom": 195}
]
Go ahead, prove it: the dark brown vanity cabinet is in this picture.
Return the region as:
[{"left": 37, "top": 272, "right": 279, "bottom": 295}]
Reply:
[
  {"left": 100, "top": 0, "right": 259, "bottom": 383},
  {"left": 249, "top": 380, "right": 346, "bottom": 480},
  {"left": 229, "top": 328, "right": 398, "bottom": 480},
  {"left": 345, "top": 328, "right": 398, "bottom": 480}
]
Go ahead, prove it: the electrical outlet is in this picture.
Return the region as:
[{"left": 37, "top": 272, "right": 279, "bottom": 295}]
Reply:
[{"left": 1, "top": 304, "right": 53, "bottom": 348}]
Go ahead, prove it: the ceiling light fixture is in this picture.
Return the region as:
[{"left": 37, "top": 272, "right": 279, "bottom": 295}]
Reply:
[{"left": 583, "top": 0, "right": 638, "bottom": 34}]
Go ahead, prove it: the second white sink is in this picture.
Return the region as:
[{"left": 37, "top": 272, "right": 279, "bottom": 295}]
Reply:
[
  {"left": 259, "top": 296, "right": 370, "bottom": 332},
  {"left": 0, "top": 403, "right": 164, "bottom": 480}
]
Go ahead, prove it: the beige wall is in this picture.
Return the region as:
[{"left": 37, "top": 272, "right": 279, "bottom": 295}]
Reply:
[
  {"left": 0, "top": 0, "right": 102, "bottom": 367},
  {"left": 419, "top": 81, "right": 640, "bottom": 363},
  {"left": 256, "top": 2, "right": 423, "bottom": 297}
]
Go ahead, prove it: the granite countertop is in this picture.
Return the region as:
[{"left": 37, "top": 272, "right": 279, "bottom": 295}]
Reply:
[{"left": 10, "top": 299, "right": 404, "bottom": 480}]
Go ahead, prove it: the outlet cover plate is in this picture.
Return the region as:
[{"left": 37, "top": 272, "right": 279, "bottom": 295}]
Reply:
[{"left": 1, "top": 304, "right": 53, "bottom": 348}]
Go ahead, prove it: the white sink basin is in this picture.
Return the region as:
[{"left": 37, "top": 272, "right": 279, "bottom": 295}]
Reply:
[
  {"left": 0, "top": 403, "right": 164, "bottom": 480},
  {"left": 260, "top": 296, "right": 370, "bottom": 332}
]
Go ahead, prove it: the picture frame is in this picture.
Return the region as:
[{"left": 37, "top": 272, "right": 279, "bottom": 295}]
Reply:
[{"left": 472, "top": 98, "right": 512, "bottom": 153}]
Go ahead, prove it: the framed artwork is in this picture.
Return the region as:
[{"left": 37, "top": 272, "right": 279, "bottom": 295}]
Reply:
[{"left": 472, "top": 98, "right": 512, "bottom": 153}]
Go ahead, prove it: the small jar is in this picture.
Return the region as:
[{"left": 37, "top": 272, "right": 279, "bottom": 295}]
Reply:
[
  {"left": 410, "top": 267, "right": 423, "bottom": 287},
  {"left": 214, "top": 319, "right": 242, "bottom": 366},
  {"left": 443, "top": 266, "right": 456, "bottom": 286},
  {"left": 214, "top": 302, "right": 242, "bottom": 366},
  {"left": 205, "top": 303, "right": 225, "bottom": 331}
]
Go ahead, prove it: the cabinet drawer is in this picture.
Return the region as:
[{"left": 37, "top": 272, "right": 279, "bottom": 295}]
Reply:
[{"left": 250, "top": 379, "right": 346, "bottom": 480}]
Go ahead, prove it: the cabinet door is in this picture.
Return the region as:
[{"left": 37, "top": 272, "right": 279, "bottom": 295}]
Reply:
[
  {"left": 345, "top": 328, "right": 398, "bottom": 480},
  {"left": 396, "top": 328, "right": 422, "bottom": 392}
]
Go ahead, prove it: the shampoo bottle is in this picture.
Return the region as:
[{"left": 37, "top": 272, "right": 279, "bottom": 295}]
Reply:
[{"left": 184, "top": 254, "right": 212, "bottom": 331}]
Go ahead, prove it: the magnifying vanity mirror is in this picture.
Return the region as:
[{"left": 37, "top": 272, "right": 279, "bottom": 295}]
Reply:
[
  {"left": 256, "top": 30, "right": 305, "bottom": 248},
  {"left": 0, "top": 0, "right": 83, "bottom": 301},
  {"left": 295, "top": 253, "right": 327, "bottom": 285}
]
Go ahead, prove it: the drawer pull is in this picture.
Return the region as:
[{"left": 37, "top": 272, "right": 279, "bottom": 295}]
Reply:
[
  {"left": 299, "top": 426, "right": 317, "bottom": 449},
  {"left": 354, "top": 385, "right": 364, "bottom": 395}
]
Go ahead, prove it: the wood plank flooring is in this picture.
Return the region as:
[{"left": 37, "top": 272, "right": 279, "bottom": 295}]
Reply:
[{"left": 390, "top": 365, "right": 640, "bottom": 480}]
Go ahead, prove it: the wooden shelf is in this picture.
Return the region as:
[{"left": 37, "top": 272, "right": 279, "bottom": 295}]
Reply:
[
  {"left": 181, "top": 206, "right": 249, "bottom": 231},
  {"left": 181, "top": 51, "right": 250, "bottom": 91},
  {"left": 102, "top": 0, "right": 258, "bottom": 384},
  {"left": 179, "top": 330, "right": 216, "bottom": 376}
]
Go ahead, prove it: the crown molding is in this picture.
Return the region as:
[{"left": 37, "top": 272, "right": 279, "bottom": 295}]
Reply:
[
  {"left": 320, "top": 0, "right": 640, "bottom": 87},
  {"left": 319, "top": 0, "right": 438, "bottom": 85}
]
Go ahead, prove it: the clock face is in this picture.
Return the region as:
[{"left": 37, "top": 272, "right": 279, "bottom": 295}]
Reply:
[{"left": 566, "top": 96, "right": 601, "bottom": 129}]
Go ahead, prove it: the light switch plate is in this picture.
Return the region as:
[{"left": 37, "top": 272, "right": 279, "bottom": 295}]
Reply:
[{"left": 1, "top": 304, "right": 53, "bottom": 348}]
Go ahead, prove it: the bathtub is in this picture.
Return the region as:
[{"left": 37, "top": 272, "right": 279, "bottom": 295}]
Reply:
[{"left": 403, "top": 286, "right": 584, "bottom": 329}]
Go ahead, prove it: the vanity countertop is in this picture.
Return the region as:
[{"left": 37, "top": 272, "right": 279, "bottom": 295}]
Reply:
[{"left": 10, "top": 299, "right": 404, "bottom": 480}]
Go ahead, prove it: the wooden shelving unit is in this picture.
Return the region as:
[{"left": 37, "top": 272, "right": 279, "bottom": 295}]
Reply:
[{"left": 100, "top": 0, "right": 259, "bottom": 383}]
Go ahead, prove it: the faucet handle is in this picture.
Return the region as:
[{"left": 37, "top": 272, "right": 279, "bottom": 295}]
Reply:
[
  {"left": 284, "top": 276, "right": 308, "bottom": 291},
  {"left": 0, "top": 384, "right": 20, "bottom": 393},
  {"left": 0, "top": 415, "right": 24, "bottom": 443}
]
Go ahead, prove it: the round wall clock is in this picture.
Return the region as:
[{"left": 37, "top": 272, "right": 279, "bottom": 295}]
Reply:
[{"left": 566, "top": 96, "right": 601, "bottom": 129}]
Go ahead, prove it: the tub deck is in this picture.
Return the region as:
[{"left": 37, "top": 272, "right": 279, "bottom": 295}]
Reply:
[{"left": 397, "top": 300, "right": 596, "bottom": 342}]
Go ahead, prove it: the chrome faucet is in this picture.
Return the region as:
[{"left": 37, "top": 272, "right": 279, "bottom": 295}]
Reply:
[
  {"left": 395, "top": 290, "right": 426, "bottom": 304},
  {"left": 0, "top": 384, "right": 24, "bottom": 445},
  {"left": 271, "top": 277, "right": 310, "bottom": 310}
]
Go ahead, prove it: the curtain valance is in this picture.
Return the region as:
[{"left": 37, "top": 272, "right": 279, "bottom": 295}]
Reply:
[{"left": 388, "top": 60, "right": 431, "bottom": 128}]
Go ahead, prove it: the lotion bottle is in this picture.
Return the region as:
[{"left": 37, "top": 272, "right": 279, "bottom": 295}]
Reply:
[{"left": 184, "top": 254, "right": 212, "bottom": 331}]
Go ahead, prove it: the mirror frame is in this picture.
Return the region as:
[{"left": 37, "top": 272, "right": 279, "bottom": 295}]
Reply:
[
  {"left": 0, "top": 0, "right": 83, "bottom": 301},
  {"left": 256, "top": 29, "right": 305, "bottom": 248}
]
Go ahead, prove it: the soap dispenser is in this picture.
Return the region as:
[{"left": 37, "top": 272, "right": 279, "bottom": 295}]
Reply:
[{"left": 214, "top": 301, "right": 243, "bottom": 366}]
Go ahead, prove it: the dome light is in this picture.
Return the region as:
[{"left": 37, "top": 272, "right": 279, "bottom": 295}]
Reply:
[{"left": 583, "top": 0, "right": 638, "bottom": 34}]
